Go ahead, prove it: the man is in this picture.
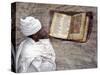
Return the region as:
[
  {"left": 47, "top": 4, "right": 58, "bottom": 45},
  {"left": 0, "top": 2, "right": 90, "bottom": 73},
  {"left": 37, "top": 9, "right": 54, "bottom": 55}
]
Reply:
[{"left": 16, "top": 16, "right": 56, "bottom": 73}]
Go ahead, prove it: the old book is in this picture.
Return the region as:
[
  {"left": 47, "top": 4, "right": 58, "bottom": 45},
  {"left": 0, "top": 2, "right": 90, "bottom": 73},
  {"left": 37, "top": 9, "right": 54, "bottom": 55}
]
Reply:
[{"left": 49, "top": 12, "right": 89, "bottom": 42}]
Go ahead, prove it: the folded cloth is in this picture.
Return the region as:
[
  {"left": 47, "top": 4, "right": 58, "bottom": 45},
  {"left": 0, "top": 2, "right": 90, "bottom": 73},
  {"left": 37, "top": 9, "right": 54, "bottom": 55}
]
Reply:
[{"left": 16, "top": 38, "right": 56, "bottom": 73}]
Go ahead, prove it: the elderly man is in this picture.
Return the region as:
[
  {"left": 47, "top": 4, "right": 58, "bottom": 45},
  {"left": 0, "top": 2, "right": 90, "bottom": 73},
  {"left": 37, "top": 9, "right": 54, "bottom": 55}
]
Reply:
[{"left": 16, "top": 16, "right": 56, "bottom": 73}]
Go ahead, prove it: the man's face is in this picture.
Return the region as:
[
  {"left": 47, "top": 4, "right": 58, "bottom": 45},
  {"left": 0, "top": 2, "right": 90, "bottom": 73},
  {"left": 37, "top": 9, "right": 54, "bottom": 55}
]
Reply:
[{"left": 31, "top": 27, "right": 48, "bottom": 41}]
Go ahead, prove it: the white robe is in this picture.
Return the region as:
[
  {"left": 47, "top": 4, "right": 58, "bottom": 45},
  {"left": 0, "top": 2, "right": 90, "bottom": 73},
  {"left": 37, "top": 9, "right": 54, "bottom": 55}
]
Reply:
[{"left": 16, "top": 38, "right": 56, "bottom": 73}]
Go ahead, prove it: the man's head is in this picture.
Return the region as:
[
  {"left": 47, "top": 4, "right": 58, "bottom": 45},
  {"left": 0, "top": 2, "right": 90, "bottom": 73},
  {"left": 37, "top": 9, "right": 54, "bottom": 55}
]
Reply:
[
  {"left": 28, "top": 26, "right": 48, "bottom": 41},
  {"left": 20, "top": 16, "right": 42, "bottom": 36},
  {"left": 20, "top": 16, "right": 48, "bottom": 41}
]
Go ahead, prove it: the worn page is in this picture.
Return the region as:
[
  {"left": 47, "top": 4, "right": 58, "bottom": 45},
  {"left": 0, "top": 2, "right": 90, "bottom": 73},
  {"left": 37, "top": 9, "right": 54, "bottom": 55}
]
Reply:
[
  {"left": 49, "top": 12, "right": 71, "bottom": 39},
  {"left": 81, "top": 16, "right": 89, "bottom": 42},
  {"left": 70, "top": 13, "right": 82, "bottom": 33},
  {"left": 68, "top": 13, "right": 86, "bottom": 41}
]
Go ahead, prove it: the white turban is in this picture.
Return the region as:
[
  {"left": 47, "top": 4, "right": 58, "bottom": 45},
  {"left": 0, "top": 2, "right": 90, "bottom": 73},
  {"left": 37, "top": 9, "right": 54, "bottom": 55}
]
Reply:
[{"left": 20, "top": 16, "right": 42, "bottom": 36}]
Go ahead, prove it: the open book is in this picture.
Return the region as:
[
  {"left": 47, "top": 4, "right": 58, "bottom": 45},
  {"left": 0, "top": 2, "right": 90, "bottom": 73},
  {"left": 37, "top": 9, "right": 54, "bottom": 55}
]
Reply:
[{"left": 49, "top": 12, "right": 89, "bottom": 42}]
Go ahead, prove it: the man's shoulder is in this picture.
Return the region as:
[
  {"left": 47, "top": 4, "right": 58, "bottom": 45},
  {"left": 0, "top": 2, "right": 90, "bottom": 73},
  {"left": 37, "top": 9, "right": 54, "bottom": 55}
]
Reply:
[
  {"left": 39, "top": 39, "right": 53, "bottom": 47},
  {"left": 39, "top": 39, "right": 50, "bottom": 43},
  {"left": 20, "top": 38, "right": 35, "bottom": 47}
]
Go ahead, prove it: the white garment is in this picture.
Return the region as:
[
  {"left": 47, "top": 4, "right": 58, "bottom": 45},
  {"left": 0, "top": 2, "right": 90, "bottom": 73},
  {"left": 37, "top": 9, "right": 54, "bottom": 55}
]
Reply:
[
  {"left": 20, "top": 16, "right": 42, "bottom": 36},
  {"left": 16, "top": 38, "right": 56, "bottom": 73}
]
